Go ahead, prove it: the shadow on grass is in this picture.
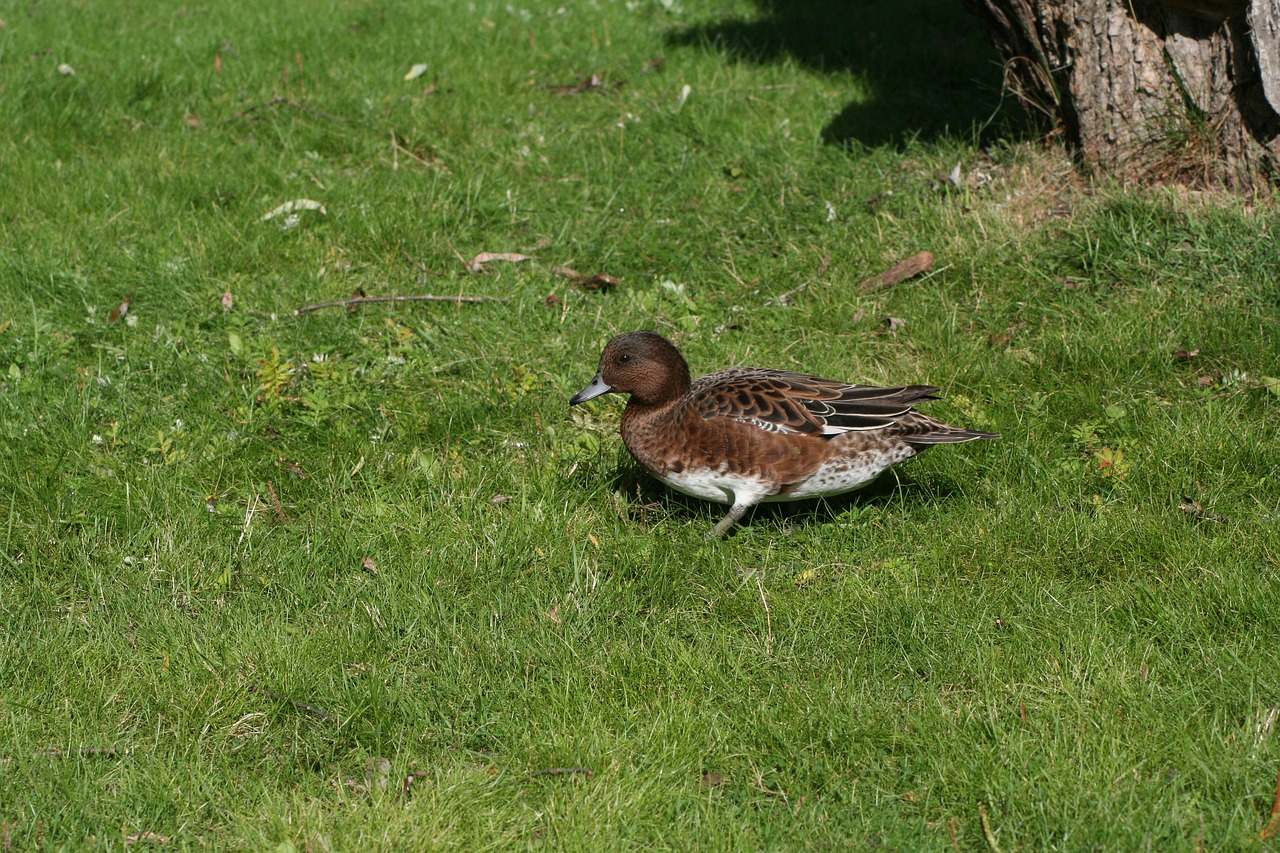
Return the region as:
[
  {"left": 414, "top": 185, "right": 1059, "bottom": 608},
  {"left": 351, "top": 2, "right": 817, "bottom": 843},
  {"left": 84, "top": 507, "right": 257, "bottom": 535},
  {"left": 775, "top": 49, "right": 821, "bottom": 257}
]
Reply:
[
  {"left": 610, "top": 462, "right": 957, "bottom": 537},
  {"left": 666, "top": 0, "right": 1020, "bottom": 148}
]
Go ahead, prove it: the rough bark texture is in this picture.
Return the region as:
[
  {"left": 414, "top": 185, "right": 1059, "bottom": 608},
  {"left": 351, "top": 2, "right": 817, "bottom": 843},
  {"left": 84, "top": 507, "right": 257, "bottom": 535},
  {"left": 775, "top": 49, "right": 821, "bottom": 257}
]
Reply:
[{"left": 960, "top": 0, "right": 1280, "bottom": 188}]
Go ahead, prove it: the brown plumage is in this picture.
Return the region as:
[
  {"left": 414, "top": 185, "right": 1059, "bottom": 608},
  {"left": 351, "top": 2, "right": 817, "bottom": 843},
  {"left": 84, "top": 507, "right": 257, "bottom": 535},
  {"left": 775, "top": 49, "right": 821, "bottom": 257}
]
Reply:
[{"left": 570, "top": 331, "right": 999, "bottom": 538}]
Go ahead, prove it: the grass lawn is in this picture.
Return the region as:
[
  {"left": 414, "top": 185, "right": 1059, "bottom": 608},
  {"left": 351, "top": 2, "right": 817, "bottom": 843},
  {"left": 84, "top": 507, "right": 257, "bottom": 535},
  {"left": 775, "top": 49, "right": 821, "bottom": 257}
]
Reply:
[{"left": 2, "top": 0, "right": 1279, "bottom": 848}]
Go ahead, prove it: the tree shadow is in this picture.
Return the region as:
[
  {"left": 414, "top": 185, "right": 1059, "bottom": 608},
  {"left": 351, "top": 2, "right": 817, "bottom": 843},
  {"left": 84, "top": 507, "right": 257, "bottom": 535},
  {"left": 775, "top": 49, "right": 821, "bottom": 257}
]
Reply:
[{"left": 665, "top": 0, "right": 1019, "bottom": 148}]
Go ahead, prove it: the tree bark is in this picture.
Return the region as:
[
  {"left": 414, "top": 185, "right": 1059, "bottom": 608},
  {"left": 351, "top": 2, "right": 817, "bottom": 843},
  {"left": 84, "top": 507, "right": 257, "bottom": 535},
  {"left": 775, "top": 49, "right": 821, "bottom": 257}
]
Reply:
[{"left": 960, "top": 0, "right": 1280, "bottom": 188}]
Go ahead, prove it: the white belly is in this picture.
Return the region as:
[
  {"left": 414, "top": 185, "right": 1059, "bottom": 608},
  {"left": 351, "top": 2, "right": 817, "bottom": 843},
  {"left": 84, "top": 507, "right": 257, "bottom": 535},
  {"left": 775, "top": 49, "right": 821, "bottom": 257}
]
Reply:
[{"left": 653, "top": 452, "right": 901, "bottom": 506}]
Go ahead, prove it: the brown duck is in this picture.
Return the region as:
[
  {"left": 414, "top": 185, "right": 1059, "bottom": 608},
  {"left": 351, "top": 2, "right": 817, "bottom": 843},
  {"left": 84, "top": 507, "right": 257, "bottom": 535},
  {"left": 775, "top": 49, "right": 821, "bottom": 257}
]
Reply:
[{"left": 570, "top": 331, "right": 999, "bottom": 538}]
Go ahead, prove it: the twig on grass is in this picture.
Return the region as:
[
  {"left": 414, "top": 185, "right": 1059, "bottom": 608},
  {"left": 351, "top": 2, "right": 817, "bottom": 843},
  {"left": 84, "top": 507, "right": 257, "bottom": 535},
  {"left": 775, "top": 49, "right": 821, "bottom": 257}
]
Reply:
[
  {"left": 220, "top": 96, "right": 348, "bottom": 126},
  {"left": 248, "top": 686, "right": 336, "bottom": 722}
]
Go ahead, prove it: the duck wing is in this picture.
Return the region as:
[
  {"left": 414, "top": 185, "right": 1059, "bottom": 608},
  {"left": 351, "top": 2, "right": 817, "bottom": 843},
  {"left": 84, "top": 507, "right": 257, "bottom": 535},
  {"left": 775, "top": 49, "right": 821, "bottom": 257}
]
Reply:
[{"left": 685, "top": 368, "right": 939, "bottom": 437}]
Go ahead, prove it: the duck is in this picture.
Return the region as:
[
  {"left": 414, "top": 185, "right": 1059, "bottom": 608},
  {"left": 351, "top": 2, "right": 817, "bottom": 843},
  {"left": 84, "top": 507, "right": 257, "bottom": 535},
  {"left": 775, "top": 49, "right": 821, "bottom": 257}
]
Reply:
[{"left": 569, "top": 330, "right": 999, "bottom": 538}]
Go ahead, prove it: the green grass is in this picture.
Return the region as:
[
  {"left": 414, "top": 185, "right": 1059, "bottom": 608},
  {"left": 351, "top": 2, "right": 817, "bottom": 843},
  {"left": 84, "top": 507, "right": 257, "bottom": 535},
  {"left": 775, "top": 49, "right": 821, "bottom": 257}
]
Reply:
[{"left": 2, "top": 0, "right": 1279, "bottom": 849}]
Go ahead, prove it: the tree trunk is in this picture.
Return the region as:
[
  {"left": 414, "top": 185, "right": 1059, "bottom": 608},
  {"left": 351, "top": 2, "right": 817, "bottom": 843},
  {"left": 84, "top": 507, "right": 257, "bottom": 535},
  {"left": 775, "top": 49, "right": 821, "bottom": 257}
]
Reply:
[{"left": 960, "top": 0, "right": 1280, "bottom": 188}]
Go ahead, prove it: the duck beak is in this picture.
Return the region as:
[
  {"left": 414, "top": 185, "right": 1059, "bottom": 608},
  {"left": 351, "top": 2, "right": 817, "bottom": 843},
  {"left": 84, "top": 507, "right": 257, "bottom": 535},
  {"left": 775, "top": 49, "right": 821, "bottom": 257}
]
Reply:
[{"left": 569, "top": 372, "right": 612, "bottom": 406}]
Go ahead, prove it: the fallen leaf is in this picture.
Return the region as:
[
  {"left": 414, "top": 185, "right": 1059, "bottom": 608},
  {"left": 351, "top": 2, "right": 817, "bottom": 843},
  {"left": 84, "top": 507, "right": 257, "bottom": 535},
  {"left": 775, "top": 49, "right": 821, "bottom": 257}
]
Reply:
[
  {"left": 859, "top": 251, "right": 934, "bottom": 292},
  {"left": 404, "top": 62, "right": 429, "bottom": 81},
  {"left": 1172, "top": 348, "right": 1200, "bottom": 359},
  {"left": 883, "top": 316, "right": 907, "bottom": 332},
  {"left": 490, "top": 494, "right": 513, "bottom": 506},
  {"left": 552, "top": 266, "right": 620, "bottom": 290},
  {"left": 220, "top": 288, "right": 234, "bottom": 311},
  {"left": 1057, "top": 276, "right": 1089, "bottom": 290},
  {"left": 544, "top": 293, "right": 564, "bottom": 310},
  {"left": 547, "top": 605, "right": 561, "bottom": 624},
  {"left": 57, "top": 63, "right": 76, "bottom": 76},
  {"left": 261, "top": 199, "right": 326, "bottom": 221},
  {"left": 109, "top": 291, "right": 134, "bottom": 323},
  {"left": 700, "top": 771, "right": 725, "bottom": 789},
  {"left": 347, "top": 287, "right": 367, "bottom": 313},
  {"left": 361, "top": 556, "right": 378, "bottom": 575},
  {"left": 467, "top": 252, "right": 533, "bottom": 273},
  {"left": 1261, "top": 376, "right": 1280, "bottom": 396},
  {"left": 215, "top": 53, "right": 223, "bottom": 72},
  {"left": 184, "top": 113, "right": 201, "bottom": 128}
]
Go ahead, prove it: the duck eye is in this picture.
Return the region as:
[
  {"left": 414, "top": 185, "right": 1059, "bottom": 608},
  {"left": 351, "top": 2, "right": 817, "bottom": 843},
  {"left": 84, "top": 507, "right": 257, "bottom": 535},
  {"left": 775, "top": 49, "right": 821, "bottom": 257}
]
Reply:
[{"left": 618, "top": 354, "right": 630, "bottom": 363}]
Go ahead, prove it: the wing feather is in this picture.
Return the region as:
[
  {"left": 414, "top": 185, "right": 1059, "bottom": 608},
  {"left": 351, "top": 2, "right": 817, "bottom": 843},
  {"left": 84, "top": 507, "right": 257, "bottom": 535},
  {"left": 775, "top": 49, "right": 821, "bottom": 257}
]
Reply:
[{"left": 683, "top": 368, "right": 939, "bottom": 437}]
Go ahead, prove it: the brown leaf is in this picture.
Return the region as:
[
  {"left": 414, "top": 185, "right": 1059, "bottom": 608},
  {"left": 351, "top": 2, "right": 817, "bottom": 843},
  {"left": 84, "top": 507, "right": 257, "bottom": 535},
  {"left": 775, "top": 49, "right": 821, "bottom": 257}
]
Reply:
[
  {"left": 184, "top": 113, "right": 201, "bottom": 129},
  {"left": 546, "top": 605, "right": 561, "bottom": 624},
  {"left": 859, "top": 251, "right": 934, "bottom": 292},
  {"left": 700, "top": 771, "right": 725, "bottom": 789},
  {"left": 220, "top": 288, "right": 234, "bottom": 311},
  {"left": 544, "top": 293, "right": 564, "bottom": 310},
  {"left": 215, "top": 53, "right": 223, "bottom": 72},
  {"left": 490, "top": 494, "right": 513, "bottom": 506},
  {"left": 108, "top": 291, "right": 134, "bottom": 323},
  {"left": 552, "top": 266, "right": 620, "bottom": 290},
  {"left": 1056, "top": 276, "right": 1089, "bottom": 290},
  {"left": 361, "top": 556, "right": 378, "bottom": 575},
  {"left": 1172, "top": 348, "right": 1200, "bottom": 359},
  {"left": 347, "top": 287, "right": 367, "bottom": 312},
  {"left": 467, "top": 252, "right": 534, "bottom": 273}
]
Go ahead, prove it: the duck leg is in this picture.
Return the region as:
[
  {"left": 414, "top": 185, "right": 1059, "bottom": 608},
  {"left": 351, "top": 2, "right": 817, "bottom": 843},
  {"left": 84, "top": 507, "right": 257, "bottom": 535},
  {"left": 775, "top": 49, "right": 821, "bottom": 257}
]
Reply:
[{"left": 707, "top": 502, "right": 751, "bottom": 539}]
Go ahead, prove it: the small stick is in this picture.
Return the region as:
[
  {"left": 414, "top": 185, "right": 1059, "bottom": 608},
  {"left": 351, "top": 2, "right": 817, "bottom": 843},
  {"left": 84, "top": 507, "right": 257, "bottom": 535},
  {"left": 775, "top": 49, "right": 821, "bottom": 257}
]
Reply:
[
  {"left": 529, "top": 767, "right": 593, "bottom": 778},
  {"left": 249, "top": 685, "right": 336, "bottom": 722}
]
